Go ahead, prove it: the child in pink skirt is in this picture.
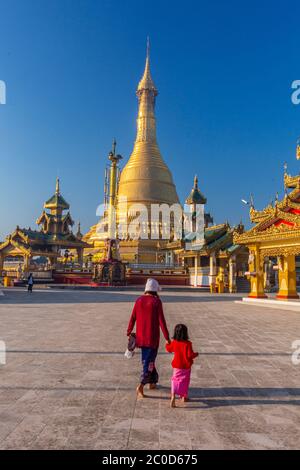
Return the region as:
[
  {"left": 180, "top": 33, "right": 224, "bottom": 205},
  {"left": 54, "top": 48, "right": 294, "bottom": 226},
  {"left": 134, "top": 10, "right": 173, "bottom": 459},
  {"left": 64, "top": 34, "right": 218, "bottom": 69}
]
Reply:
[{"left": 166, "top": 324, "right": 198, "bottom": 408}]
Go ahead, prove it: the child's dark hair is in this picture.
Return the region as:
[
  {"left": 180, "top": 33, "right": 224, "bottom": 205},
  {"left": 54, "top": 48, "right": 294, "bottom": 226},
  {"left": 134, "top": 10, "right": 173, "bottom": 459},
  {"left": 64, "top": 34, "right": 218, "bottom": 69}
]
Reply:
[{"left": 173, "top": 324, "right": 189, "bottom": 341}]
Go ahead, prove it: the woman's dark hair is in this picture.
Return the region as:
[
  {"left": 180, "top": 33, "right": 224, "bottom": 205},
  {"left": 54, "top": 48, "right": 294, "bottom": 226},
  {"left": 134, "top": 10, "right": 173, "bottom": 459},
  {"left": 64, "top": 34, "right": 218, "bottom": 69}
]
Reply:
[
  {"left": 144, "top": 291, "right": 158, "bottom": 297},
  {"left": 173, "top": 324, "right": 189, "bottom": 341}
]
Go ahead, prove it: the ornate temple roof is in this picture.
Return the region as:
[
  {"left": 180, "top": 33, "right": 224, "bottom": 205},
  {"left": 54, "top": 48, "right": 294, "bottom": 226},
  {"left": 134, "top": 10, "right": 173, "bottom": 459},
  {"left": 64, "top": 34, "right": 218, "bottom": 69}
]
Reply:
[
  {"left": 0, "top": 178, "right": 89, "bottom": 261},
  {"left": 186, "top": 175, "right": 207, "bottom": 205},
  {"left": 234, "top": 159, "right": 300, "bottom": 249},
  {"left": 169, "top": 222, "right": 244, "bottom": 257}
]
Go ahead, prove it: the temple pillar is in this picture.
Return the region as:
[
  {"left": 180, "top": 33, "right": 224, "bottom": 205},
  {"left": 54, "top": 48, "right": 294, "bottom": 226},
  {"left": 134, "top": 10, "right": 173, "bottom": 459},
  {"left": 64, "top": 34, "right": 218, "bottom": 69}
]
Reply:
[
  {"left": 209, "top": 252, "right": 217, "bottom": 293},
  {"left": 23, "top": 255, "right": 31, "bottom": 272},
  {"left": 50, "top": 257, "right": 57, "bottom": 270},
  {"left": 0, "top": 254, "right": 4, "bottom": 274},
  {"left": 248, "top": 246, "right": 266, "bottom": 298},
  {"left": 77, "top": 248, "right": 84, "bottom": 267},
  {"left": 229, "top": 255, "right": 237, "bottom": 293},
  {"left": 194, "top": 256, "right": 198, "bottom": 287},
  {"left": 274, "top": 267, "right": 279, "bottom": 290},
  {"left": 216, "top": 266, "right": 225, "bottom": 293},
  {"left": 277, "top": 254, "right": 299, "bottom": 300},
  {"left": 264, "top": 257, "right": 272, "bottom": 293}
]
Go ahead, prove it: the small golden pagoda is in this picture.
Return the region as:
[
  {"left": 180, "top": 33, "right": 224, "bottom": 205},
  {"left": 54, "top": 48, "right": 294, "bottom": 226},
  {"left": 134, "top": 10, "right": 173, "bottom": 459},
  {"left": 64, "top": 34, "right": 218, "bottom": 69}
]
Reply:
[{"left": 234, "top": 146, "right": 300, "bottom": 300}]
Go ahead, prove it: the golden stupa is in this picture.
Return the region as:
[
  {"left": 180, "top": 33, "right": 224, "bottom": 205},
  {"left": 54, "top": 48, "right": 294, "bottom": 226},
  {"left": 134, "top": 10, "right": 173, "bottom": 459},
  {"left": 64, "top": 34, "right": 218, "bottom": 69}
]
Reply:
[
  {"left": 84, "top": 43, "right": 180, "bottom": 263},
  {"left": 117, "top": 43, "right": 179, "bottom": 208}
]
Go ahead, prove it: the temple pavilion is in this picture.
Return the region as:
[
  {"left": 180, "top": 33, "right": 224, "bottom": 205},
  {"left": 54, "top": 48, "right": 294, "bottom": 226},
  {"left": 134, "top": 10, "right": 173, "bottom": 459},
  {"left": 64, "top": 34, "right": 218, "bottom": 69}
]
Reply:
[
  {"left": 234, "top": 150, "right": 300, "bottom": 299},
  {"left": 0, "top": 179, "right": 88, "bottom": 273},
  {"left": 163, "top": 176, "right": 249, "bottom": 291}
]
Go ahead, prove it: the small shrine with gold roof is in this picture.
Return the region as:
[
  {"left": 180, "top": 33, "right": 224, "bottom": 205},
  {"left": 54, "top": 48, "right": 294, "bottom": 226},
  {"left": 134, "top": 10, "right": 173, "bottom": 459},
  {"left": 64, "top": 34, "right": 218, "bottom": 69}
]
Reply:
[{"left": 0, "top": 178, "right": 88, "bottom": 274}]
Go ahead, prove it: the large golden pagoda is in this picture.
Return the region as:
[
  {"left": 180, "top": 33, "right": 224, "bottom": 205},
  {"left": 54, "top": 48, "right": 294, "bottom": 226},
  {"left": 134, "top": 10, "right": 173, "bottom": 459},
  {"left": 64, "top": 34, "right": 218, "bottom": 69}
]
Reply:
[{"left": 84, "top": 43, "right": 180, "bottom": 263}]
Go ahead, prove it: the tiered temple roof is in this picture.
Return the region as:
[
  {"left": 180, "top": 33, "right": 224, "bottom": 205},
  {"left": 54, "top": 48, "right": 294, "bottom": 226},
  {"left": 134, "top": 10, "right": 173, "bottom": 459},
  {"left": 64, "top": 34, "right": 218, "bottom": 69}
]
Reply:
[
  {"left": 0, "top": 179, "right": 88, "bottom": 266},
  {"left": 235, "top": 167, "right": 300, "bottom": 248}
]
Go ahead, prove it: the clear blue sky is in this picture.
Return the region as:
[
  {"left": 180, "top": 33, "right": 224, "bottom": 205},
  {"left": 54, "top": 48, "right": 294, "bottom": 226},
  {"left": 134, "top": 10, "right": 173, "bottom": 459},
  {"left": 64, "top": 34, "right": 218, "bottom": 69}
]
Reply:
[{"left": 0, "top": 0, "right": 299, "bottom": 239}]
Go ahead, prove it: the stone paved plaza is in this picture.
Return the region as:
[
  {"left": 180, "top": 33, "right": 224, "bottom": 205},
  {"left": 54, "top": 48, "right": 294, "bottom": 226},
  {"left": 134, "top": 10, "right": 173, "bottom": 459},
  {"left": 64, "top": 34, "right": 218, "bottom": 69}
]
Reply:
[{"left": 0, "top": 287, "right": 299, "bottom": 450}]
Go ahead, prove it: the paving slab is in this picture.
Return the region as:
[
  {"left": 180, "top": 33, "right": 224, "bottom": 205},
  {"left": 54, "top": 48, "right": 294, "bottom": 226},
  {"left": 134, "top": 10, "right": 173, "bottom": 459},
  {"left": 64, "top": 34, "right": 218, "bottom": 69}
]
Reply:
[{"left": 0, "top": 288, "right": 300, "bottom": 449}]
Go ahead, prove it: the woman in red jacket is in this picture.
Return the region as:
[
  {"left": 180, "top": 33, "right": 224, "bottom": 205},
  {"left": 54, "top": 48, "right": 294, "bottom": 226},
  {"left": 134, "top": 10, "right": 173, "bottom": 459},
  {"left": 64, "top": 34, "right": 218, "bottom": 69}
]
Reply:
[
  {"left": 166, "top": 324, "right": 198, "bottom": 408},
  {"left": 127, "top": 279, "right": 170, "bottom": 398}
]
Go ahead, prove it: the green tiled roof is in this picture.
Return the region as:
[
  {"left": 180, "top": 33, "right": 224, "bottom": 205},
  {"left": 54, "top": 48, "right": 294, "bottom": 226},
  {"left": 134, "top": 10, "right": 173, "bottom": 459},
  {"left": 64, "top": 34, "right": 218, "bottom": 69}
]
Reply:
[
  {"left": 19, "top": 228, "right": 83, "bottom": 244},
  {"left": 226, "top": 244, "right": 241, "bottom": 254},
  {"left": 186, "top": 188, "right": 207, "bottom": 205},
  {"left": 44, "top": 194, "right": 69, "bottom": 209},
  {"left": 205, "top": 225, "right": 227, "bottom": 241},
  {"left": 206, "top": 232, "right": 231, "bottom": 251},
  {"left": 186, "top": 176, "right": 207, "bottom": 205}
]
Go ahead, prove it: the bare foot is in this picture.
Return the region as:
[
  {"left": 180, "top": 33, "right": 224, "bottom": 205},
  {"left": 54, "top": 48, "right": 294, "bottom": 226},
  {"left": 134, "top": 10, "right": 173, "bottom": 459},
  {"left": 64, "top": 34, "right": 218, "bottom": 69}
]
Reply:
[
  {"left": 149, "top": 383, "right": 157, "bottom": 390},
  {"left": 181, "top": 397, "right": 189, "bottom": 403},
  {"left": 170, "top": 396, "right": 176, "bottom": 408},
  {"left": 136, "top": 384, "right": 145, "bottom": 398}
]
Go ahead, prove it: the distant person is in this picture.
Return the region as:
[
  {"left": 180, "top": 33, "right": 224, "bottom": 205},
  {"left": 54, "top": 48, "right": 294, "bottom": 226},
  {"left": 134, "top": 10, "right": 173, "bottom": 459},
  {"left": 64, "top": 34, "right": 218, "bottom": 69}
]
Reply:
[
  {"left": 166, "top": 324, "right": 199, "bottom": 408},
  {"left": 127, "top": 278, "right": 170, "bottom": 398},
  {"left": 27, "top": 273, "right": 34, "bottom": 293}
]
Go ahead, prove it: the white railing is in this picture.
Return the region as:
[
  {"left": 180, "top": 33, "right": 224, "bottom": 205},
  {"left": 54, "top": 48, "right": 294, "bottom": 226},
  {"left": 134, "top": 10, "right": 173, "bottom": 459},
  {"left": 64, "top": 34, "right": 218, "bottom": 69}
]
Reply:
[{"left": 127, "top": 263, "right": 183, "bottom": 270}]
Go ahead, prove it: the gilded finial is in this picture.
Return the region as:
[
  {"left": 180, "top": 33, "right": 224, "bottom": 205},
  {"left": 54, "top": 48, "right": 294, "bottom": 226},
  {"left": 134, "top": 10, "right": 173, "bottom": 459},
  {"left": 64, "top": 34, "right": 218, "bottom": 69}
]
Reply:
[
  {"left": 137, "top": 38, "right": 157, "bottom": 94},
  {"left": 112, "top": 138, "right": 117, "bottom": 156},
  {"left": 194, "top": 175, "right": 198, "bottom": 188},
  {"left": 55, "top": 177, "right": 60, "bottom": 195},
  {"left": 147, "top": 36, "right": 150, "bottom": 60},
  {"left": 108, "top": 138, "right": 123, "bottom": 163},
  {"left": 76, "top": 221, "right": 82, "bottom": 239}
]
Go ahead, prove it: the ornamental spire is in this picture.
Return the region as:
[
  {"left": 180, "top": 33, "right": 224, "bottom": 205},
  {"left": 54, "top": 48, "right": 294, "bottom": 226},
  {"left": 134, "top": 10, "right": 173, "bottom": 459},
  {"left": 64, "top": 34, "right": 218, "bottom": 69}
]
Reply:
[
  {"left": 55, "top": 177, "right": 60, "bottom": 196},
  {"left": 137, "top": 38, "right": 157, "bottom": 94},
  {"left": 194, "top": 175, "right": 198, "bottom": 189},
  {"left": 135, "top": 39, "right": 158, "bottom": 144}
]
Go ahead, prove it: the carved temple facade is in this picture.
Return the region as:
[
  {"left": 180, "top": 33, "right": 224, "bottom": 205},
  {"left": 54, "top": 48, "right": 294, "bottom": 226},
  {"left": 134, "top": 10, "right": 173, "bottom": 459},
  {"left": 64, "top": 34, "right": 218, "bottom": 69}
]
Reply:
[{"left": 234, "top": 161, "right": 300, "bottom": 299}]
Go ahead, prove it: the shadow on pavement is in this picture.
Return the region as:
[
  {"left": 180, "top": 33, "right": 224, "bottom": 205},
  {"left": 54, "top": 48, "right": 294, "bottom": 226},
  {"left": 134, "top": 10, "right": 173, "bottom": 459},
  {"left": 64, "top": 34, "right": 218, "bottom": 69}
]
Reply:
[{"left": 0, "top": 290, "right": 242, "bottom": 304}]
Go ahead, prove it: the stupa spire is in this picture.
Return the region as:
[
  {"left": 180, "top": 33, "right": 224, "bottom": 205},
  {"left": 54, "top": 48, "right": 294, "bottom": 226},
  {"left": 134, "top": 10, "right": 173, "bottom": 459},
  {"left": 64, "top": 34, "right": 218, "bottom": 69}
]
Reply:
[{"left": 137, "top": 38, "right": 157, "bottom": 94}]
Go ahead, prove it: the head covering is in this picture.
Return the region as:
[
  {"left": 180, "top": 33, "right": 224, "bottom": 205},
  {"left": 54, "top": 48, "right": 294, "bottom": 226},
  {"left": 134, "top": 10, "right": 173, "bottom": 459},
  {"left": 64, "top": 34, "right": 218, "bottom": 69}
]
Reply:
[{"left": 144, "top": 278, "right": 161, "bottom": 293}]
